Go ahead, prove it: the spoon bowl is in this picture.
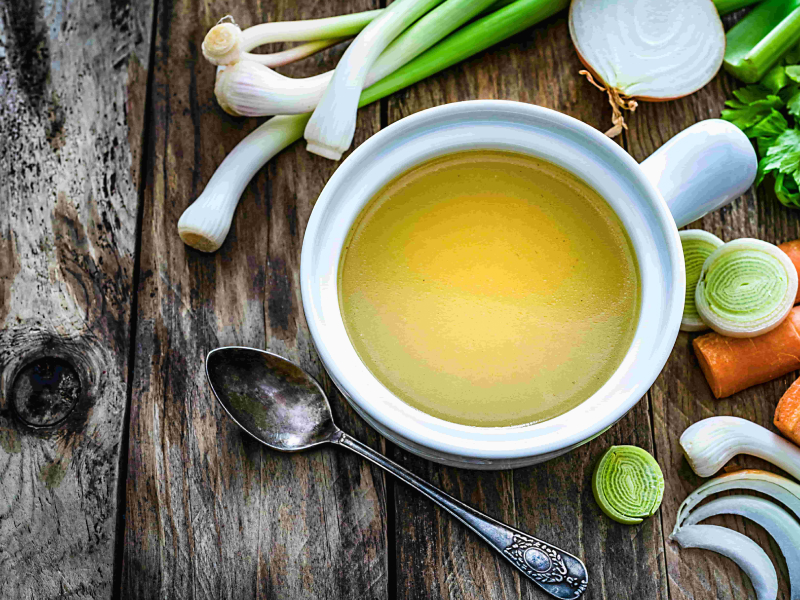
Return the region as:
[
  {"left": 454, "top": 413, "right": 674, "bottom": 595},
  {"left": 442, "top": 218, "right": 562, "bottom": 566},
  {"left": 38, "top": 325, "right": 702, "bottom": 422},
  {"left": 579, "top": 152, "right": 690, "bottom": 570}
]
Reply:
[
  {"left": 206, "top": 347, "right": 339, "bottom": 451},
  {"left": 205, "top": 346, "right": 588, "bottom": 600}
]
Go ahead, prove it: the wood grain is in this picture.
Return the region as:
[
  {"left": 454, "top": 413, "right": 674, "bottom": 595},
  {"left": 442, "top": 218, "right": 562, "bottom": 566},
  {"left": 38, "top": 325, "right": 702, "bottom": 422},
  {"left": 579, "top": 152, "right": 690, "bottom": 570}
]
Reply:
[
  {"left": 385, "top": 14, "right": 668, "bottom": 600},
  {"left": 0, "top": 0, "right": 153, "bottom": 597},
  {"left": 120, "top": 0, "right": 387, "bottom": 598},
  {"left": 625, "top": 11, "right": 794, "bottom": 600}
]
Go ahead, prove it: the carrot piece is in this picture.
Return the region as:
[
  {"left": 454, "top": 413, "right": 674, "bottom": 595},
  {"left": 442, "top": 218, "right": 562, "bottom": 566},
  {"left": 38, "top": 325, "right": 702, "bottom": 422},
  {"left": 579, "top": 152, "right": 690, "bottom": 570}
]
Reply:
[
  {"left": 693, "top": 306, "right": 800, "bottom": 398},
  {"left": 779, "top": 240, "right": 800, "bottom": 303},
  {"left": 776, "top": 376, "right": 800, "bottom": 445}
]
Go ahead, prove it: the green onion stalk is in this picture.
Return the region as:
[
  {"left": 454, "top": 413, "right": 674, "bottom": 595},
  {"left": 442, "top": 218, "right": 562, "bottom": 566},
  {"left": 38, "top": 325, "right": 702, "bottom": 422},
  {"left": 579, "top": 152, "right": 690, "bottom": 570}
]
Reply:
[{"left": 178, "top": 0, "right": 569, "bottom": 252}]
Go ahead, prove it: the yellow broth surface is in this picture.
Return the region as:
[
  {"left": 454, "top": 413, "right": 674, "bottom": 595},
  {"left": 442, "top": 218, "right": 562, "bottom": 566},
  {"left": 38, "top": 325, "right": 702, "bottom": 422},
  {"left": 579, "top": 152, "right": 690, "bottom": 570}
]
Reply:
[{"left": 338, "top": 151, "right": 640, "bottom": 427}]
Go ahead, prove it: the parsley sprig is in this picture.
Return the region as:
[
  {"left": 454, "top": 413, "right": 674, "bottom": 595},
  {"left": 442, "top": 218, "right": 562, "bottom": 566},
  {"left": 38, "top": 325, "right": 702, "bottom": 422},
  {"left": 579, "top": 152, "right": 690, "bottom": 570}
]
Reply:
[{"left": 722, "top": 48, "right": 800, "bottom": 208}]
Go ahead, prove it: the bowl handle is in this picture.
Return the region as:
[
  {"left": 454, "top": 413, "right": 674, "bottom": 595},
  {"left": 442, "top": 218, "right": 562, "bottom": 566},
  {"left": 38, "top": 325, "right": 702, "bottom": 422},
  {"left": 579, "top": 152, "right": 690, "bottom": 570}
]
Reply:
[{"left": 638, "top": 120, "right": 757, "bottom": 229}]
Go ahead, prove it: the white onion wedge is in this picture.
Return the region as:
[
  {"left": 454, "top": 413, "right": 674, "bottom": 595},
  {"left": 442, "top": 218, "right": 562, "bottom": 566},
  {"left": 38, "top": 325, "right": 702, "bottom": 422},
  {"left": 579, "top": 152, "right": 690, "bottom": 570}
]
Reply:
[
  {"left": 695, "top": 239, "right": 798, "bottom": 338},
  {"left": 671, "top": 525, "right": 778, "bottom": 600},
  {"left": 680, "top": 417, "right": 800, "bottom": 480},
  {"left": 673, "top": 470, "right": 800, "bottom": 532},
  {"left": 681, "top": 495, "right": 800, "bottom": 599},
  {"left": 568, "top": 0, "right": 725, "bottom": 137}
]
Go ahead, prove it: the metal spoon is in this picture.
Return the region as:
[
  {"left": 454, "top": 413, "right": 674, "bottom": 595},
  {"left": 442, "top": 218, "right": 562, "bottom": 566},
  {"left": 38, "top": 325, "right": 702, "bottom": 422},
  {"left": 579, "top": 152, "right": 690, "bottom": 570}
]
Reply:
[{"left": 205, "top": 346, "right": 588, "bottom": 599}]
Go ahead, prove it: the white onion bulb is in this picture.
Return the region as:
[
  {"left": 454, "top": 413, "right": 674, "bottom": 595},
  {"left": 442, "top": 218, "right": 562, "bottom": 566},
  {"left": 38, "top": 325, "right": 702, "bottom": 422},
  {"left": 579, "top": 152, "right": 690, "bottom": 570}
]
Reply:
[{"left": 568, "top": 0, "right": 725, "bottom": 136}]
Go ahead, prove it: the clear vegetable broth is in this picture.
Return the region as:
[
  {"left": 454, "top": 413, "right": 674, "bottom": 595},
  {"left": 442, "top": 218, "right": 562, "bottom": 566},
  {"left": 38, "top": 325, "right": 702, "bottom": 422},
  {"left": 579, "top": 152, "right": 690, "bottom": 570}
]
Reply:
[{"left": 338, "top": 150, "right": 640, "bottom": 427}]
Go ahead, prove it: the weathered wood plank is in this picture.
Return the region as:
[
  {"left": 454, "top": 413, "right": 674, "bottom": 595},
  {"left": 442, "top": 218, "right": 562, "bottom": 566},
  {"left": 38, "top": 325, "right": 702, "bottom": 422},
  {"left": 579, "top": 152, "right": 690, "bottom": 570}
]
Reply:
[
  {"left": 385, "top": 14, "right": 668, "bottom": 600},
  {"left": 0, "top": 0, "right": 153, "bottom": 597},
  {"left": 121, "top": 0, "right": 387, "bottom": 598},
  {"left": 626, "top": 11, "right": 793, "bottom": 600}
]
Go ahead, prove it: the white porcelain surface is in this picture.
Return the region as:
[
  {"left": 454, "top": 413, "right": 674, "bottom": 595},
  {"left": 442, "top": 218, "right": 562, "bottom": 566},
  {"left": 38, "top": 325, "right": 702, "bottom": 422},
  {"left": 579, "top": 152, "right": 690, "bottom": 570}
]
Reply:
[{"left": 300, "top": 101, "right": 757, "bottom": 469}]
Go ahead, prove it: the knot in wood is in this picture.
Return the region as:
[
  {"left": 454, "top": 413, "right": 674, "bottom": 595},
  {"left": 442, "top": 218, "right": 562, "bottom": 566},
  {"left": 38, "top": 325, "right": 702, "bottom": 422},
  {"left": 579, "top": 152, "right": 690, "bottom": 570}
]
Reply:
[{"left": 11, "top": 357, "right": 81, "bottom": 427}]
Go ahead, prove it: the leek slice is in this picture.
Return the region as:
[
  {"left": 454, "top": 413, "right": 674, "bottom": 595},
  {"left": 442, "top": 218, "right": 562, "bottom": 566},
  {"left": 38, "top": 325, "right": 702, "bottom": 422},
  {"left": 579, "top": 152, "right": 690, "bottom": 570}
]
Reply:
[
  {"left": 680, "top": 230, "right": 724, "bottom": 332},
  {"left": 592, "top": 446, "right": 664, "bottom": 525},
  {"left": 695, "top": 238, "right": 798, "bottom": 338}
]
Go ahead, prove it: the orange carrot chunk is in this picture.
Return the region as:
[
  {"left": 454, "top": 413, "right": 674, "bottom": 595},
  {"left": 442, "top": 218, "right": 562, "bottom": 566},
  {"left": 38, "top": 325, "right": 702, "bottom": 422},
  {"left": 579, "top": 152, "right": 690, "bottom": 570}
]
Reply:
[
  {"left": 693, "top": 306, "right": 800, "bottom": 399},
  {"left": 779, "top": 240, "right": 800, "bottom": 303},
  {"left": 776, "top": 376, "right": 800, "bottom": 446}
]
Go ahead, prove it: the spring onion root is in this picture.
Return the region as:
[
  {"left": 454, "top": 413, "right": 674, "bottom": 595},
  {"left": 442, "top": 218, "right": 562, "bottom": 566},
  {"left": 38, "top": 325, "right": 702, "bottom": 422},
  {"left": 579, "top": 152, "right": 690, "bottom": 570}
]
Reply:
[
  {"left": 592, "top": 446, "right": 664, "bottom": 525},
  {"left": 215, "top": 0, "right": 500, "bottom": 118},
  {"left": 305, "top": 0, "right": 444, "bottom": 160},
  {"left": 680, "top": 416, "right": 800, "bottom": 480},
  {"left": 695, "top": 238, "right": 798, "bottom": 338},
  {"left": 680, "top": 230, "right": 724, "bottom": 332},
  {"left": 180, "top": 0, "right": 569, "bottom": 251},
  {"left": 202, "top": 11, "right": 382, "bottom": 66},
  {"left": 671, "top": 525, "right": 778, "bottom": 600},
  {"left": 724, "top": 0, "right": 800, "bottom": 84}
]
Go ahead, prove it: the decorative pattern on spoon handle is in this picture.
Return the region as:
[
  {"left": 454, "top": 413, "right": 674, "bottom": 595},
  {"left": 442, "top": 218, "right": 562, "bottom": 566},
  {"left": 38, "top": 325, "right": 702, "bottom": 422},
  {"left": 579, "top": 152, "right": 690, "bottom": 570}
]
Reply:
[{"left": 503, "top": 534, "right": 588, "bottom": 598}]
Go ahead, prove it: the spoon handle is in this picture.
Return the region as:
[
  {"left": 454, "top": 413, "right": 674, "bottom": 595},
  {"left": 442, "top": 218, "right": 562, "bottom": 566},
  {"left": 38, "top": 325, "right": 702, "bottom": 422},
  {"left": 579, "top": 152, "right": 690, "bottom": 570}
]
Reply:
[{"left": 335, "top": 433, "right": 588, "bottom": 599}]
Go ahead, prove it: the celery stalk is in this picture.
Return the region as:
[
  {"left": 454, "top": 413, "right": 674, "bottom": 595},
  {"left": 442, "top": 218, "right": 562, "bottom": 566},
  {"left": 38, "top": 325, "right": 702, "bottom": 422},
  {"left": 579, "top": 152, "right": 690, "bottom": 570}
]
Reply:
[
  {"left": 713, "top": 0, "right": 761, "bottom": 16},
  {"left": 724, "top": 0, "right": 800, "bottom": 83}
]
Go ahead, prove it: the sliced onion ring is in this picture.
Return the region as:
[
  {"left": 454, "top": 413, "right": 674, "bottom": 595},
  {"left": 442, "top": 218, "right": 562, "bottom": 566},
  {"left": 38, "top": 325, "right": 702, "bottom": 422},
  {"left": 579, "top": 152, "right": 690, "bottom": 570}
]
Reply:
[
  {"left": 695, "top": 238, "right": 798, "bottom": 338},
  {"left": 568, "top": 0, "right": 725, "bottom": 137},
  {"left": 680, "top": 230, "right": 724, "bottom": 332}
]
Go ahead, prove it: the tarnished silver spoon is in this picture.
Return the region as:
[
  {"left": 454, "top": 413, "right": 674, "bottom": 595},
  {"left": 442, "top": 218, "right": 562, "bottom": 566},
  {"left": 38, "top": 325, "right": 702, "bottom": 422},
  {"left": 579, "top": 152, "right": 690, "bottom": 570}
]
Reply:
[{"left": 206, "top": 346, "right": 588, "bottom": 599}]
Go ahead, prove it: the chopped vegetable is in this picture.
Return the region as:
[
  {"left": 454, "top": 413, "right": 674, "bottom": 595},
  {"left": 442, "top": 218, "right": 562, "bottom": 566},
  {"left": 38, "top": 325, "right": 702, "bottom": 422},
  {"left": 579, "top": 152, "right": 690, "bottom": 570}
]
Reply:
[
  {"left": 179, "top": 0, "right": 569, "bottom": 251},
  {"left": 305, "top": 0, "right": 445, "bottom": 160},
  {"left": 568, "top": 0, "right": 725, "bottom": 137},
  {"left": 695, "top": 238, "right": 798, "bottom": 338},
  {"left": 671, "top": 525, "right": 778, "bottom": 600},
  {"left": 724, "top": 0, "right": 800, "bottom": 84},
  {"left": 778, "top": 239, "right": 800, "bottom": 301},
  {"left": 693, "top": 306, "right": 800, "bottom": 398},
  {"left": 776, "top": 376, "right": 800, "bottom": 446},
  {"left": 214, "top": 0, "right": 502, "bottom": 118},
  {"left": 680, "top": 416, "right": 800, "bottom": 479},
  {"left": 681, "top": 495, "right": 800, "bottom": 597},
  {"left": 674, "top": 470, "right": 800, "bottom": 529},
  {"left": 713, "top": 0, "right": 763, "bottom": 16},
  {"left": 680, "top": 230, "right": 724, "bottom": 332},
  {"left": 202, "top": 11, "right": 382, "bottom": 66},
  {"left": 592, "top": 446, "right": 664, "bottom": 525}
]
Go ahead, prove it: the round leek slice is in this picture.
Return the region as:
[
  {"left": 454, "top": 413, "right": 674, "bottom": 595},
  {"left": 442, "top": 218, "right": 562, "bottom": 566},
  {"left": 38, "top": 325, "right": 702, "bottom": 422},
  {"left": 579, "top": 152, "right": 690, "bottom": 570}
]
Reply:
[
  {"left": 680, "top": 230, "right": 724, "bottom": 332},
  {"left": 695, "top": 238, "right": 798, "bottom": 338},
  {"left": 592, "top": 446, "right": 664, "bottom": 525}
]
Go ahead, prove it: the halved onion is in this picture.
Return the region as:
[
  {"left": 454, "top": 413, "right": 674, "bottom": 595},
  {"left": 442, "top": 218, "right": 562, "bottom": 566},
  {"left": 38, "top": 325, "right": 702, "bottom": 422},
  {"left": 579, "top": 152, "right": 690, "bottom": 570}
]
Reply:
[
  {"left": 680, "top": 230, "right": 724, "bottom": 332},
  {"left": 695, "top": 239, "right": 798, "bottom": 338},
  {"left": 568, "top": 0, "right": 725, "bottom": 137}
]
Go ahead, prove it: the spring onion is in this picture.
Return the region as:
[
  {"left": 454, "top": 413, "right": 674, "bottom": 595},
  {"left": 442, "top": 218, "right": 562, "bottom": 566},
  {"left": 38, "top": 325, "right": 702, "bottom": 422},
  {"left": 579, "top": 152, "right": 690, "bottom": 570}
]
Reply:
[
  {"left": 671, "top": 525, "right": 778, "bottom": 600},
  {"left": 695, "top": 238, "right": 798, "bottom": 338},
  {"left": 568, "top": 0, "right": 725, "bottom": 137},
  {"left": 591, "top": 446, "right": 664, "bottom": 525},
  {"left": 179, "top": 0, "right": 569, "bottom": 251},
  {"left": 680, "top": 230, "right": 724, "bottom": 332},
  {"left": 681, "top": 495, "right": 800, "bottom": 597},
  {"left": 305, "top": 0, "right": 445, "bottom": 160},
  {"left": 724, "top": 0, "right": 800, "bottom": 84},
  {"left": 214, "top": 0, "right": 501, "bottom": 118},
  {"left": 202, "top": 11, "right": 382, "bottom": 66},
  {"left": 680, "top": 416, "right": 800, "bottom": 480}
]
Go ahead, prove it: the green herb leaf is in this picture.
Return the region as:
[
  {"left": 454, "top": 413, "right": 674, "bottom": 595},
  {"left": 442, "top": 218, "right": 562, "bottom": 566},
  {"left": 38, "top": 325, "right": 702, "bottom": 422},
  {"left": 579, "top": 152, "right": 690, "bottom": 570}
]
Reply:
[
  {"left": 751, "top": 110, "right": 789, "bottom": 155},
  {"left": 786, "top": 65, "right": 800, "bottom": 83},
  {"left": 788, "top": 90, "right": 800, "bottom": 117},
  {"left": 762, "top": 65, "right": 789, "bottom": 93},
  {"left": 722, "top": 87, "right": 785, "bottom": 132}
]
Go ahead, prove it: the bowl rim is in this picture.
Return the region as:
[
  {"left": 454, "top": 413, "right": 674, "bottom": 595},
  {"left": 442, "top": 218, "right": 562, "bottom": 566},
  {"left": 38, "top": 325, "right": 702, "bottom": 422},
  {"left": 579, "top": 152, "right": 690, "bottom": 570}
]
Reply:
[{"left": 300, "top": 100, "right": 684, "bottom": 460}]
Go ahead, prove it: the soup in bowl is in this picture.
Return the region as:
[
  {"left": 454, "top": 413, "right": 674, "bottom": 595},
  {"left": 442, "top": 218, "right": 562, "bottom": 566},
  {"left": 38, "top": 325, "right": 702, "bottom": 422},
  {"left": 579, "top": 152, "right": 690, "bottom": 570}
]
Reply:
[{"left": 300, "top": 101, "right": 756, "bottom": 469}]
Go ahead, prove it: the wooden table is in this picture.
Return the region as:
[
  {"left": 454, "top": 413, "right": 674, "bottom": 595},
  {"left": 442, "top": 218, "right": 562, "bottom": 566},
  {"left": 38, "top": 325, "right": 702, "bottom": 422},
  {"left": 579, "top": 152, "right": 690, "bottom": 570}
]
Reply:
[{"left": 0, "top": 1, "right": 794, "bottom": 598}]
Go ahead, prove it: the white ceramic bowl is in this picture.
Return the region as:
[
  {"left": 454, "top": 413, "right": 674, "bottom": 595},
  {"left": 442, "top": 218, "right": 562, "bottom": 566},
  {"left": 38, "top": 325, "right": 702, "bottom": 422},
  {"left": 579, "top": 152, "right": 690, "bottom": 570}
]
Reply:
[{"left": 300, "top": 101, "right": 757, "bottom": 469}]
